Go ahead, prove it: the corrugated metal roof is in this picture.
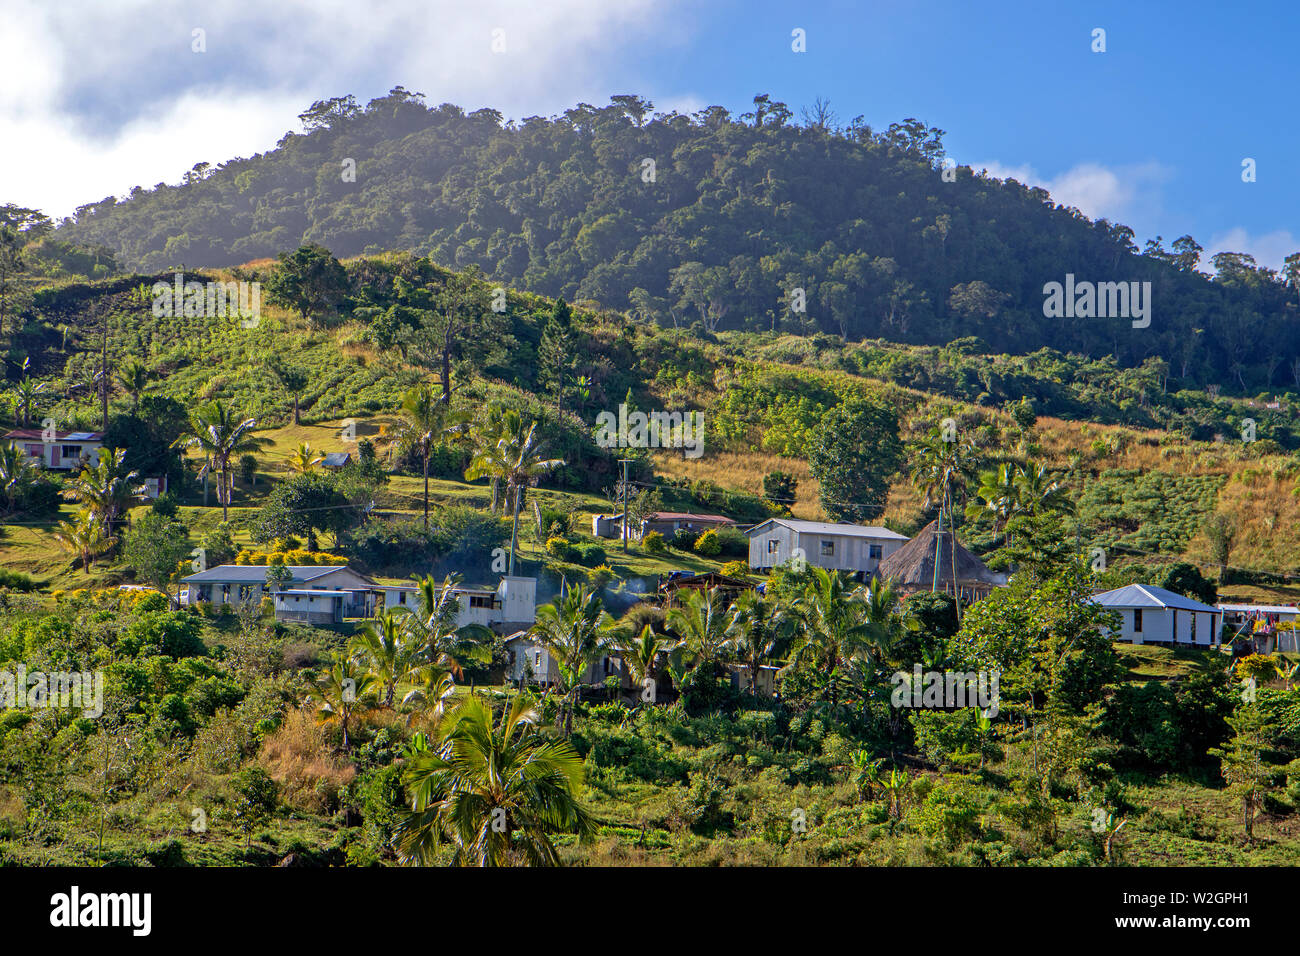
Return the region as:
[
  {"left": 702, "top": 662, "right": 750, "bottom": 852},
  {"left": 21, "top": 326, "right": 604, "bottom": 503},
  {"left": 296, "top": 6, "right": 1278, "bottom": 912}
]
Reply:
[
  {"left": 1092, "top": 584, "right": 1219, "bottom": 613},
  {"left": 748, "top": 518, "right": 908, "bottom": 540},
  {"left": 1217, "top": 604, "right": 1299, "bottom": 614},
  {"left": 182, "top": 565, "right": 346, "bottom": 583}
]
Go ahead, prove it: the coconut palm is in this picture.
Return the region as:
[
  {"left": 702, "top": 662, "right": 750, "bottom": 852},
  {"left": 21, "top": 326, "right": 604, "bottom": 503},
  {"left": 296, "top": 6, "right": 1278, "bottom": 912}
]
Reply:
[
  {"left": 313, "top": 653, "right": 377, "bottom": 751},
  {"left": 529, "top": 583, "right": 618, "bottom": 735},
  {"left": 394, "top": 694, "right": 595, "bottom": 867},
  {"left": 667, "top": 586, "right": 733, "bottom": 674},
  {"left": 288, "top": 442, "right": 324, "bottom": 474},
  {"left": 1014, "top": 461, "right": 1073, "bottom": 516},
  {"left": 349, "top": 609, "right": 416, "bottom": 708},
  {"left": 785, "top": 568, "right": 881, "bottom": 711},
  {"left": 725, "top": 590, "right": 791, "bottom": 697},
  {"left": 401, "top": 663, "right": 458, "bottom": 725},
  {"left": 395, "top": 383, "right": 469, "bottom": 531},
  {"left": 964, "top": 463, "right": 1019, "bottom": 538},
  {"left": 173, "top": 400, "right": 269, "bottom": 520},
  {"left": 0, "top": 441, "right": 38, "bottom": 514},
  {"left": 467, "top": 403, "right": 509, "bottom": 513},
  {"left": 52, "top": 511, "right": 114, "bottom": 573},
  {"left": 400, "top": 574, "right": 495, "bottom": 678},
  {"left": 64, "top": 447, "right": 146, "bottom": 531},
  {"left": 115, "top": 358, "right": 149, "bottom": 410},
  {"left": 615, "top": 624, "right": 681, "bottom": 703},
  {"left": 464, "top": 409, "right": 564, "bottom": 575},
  {"left": 910, "top": 423, "right": 979, "bottom": 611}
]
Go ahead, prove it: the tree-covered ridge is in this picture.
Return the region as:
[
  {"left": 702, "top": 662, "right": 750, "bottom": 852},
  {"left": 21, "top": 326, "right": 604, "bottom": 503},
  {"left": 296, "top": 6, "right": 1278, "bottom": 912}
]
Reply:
[{"left": 52, "top": 91, "right": 1300, "bottom": 395}]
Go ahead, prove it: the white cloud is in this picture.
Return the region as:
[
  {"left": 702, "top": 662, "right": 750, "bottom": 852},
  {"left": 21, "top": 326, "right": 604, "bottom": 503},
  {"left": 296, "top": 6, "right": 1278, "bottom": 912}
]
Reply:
[
  {"left": 973, "top": 159, "right": 1169, "bottom": 225},
  {"left": 0, "top": 0, "right": 691, "bottom": 218},
  {"left": 1204, "top": 227, "right": 1298, "bottom": 273}
]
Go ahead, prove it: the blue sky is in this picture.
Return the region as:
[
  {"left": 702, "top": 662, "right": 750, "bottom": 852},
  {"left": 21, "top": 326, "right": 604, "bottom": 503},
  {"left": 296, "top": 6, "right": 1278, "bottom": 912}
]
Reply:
[{"left": 2, "top": 0, "right": 1294, "bottom": 268}]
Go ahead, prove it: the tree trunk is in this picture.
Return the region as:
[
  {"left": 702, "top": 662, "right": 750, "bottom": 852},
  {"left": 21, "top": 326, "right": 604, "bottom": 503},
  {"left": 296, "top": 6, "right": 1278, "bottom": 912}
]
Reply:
[
  {"left": 423, "top": 451, "right": 430, "bottom": 531},
  {"left": 220, "top": 465, "right": 230, "bottom": 520},
  {"left": 293, "top": 394, "right": 300, "bottom": 425},
  {"left": 509, "top": 485, "right": 522, "bottom": 575}
]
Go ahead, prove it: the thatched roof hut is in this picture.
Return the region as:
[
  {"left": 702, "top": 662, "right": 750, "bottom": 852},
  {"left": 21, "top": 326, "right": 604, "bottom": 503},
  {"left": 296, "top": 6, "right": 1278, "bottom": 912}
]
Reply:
[{"left": 875, "top": 520, "right": 1005, "bottom": 602}]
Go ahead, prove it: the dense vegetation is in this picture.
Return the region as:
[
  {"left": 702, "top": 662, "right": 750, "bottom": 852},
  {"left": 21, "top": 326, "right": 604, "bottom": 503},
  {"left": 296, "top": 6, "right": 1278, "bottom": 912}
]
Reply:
[{"left": 48, "top": 90, "right": 1300, "bottom": 395}]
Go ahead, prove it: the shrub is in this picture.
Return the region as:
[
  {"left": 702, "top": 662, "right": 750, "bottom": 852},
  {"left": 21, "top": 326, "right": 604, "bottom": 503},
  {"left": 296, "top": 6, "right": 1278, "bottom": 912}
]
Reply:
[
  {"left": 586, "top": 564, "right": 614, "bottom": 589},
  {"left": 546, "top": 536, "right": 581, "bottom": 563},
  {"left": 720, "top": 560, "right": 750, "bottom": 578},
  {"left": 579, "top": 544, "right": 608, "bottom": 567},
  {"left": 641, "top": 530, "right": 666, "bottom": 555},
  {"left": 694, "top": 529, "right": 722, "bottom": 557},
  {"left": 670, "top": 529, "right": 698, "bottom": 551}
]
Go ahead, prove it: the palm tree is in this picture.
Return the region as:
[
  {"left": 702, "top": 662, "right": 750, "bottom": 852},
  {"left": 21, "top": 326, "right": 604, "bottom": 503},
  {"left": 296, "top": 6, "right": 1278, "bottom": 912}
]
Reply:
[
  {"left": 173, "top": 400, "right": 269, "bottom": 520},
  {"left": 964, "top": 463, "right": 1019, "bottom": 539},
  {"left": 350, "top": 609, "right": 416, "bottom": 708},
  {"left": 910, "top": 423, "right": 978, "bottom": 609},
  {"left": 64, "top": 447, "right": 146, "bottom": 532},
  {"left": 615, "top": 624, "right": 681, "bottom": 703},
  {"left": 467, "top": 403, "right": 509, "bottom": 513},
  {"left": 395, "top": 383, "right": 469, "bottom": 531},
  {"left": 725, "top": 590, "right": 791, "bottom": 697},
  {"left": 314, "top": 653, "right": 377, "bottom": 751},
  {"left": 0, "top": 441, "right": 38, "bottom": 514},
  {"left": 394, "top": 694, "right": 594, "bottom": 866},
  {"left": 1014, "top": 461, "right": 1073, "bottom": 516},
  {"left": 529, "top": 584, "right": 618, "bottom": 735},
  {"left": 860, "top": 578, "right": 904, "bottom": 661},
  {"left": 666, "top": 586, "right": 733, "bottom": 675},
  {"left": 400, "top": 574, "right": 495, "bottom": 678},
  {"left": 115, "top": 359, "right": 149, "bottom": 410},
  {"left": 52, "top": 511, "right": 113, "bottom": 573},
  {"left": 288, "top": 442, "right": 324, "bottom": 474},
  {"left": 401, "top": 663, "right": 458, "bottom": 725},
  {"left": 464, "top": 409, "right": 564, "bottom": 575},
  {"left": 785, "top": 568, "right": 880, "bottom": 711}
]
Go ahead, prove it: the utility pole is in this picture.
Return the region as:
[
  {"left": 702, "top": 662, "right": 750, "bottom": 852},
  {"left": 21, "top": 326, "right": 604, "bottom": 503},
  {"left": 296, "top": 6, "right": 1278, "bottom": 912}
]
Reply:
[{"left": 619, "top": 458, "right": 634, "bottom": 553}]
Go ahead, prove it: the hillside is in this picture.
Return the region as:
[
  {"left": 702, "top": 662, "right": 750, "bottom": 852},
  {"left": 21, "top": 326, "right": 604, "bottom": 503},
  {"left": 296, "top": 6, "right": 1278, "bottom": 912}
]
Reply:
[{"left": 49, "top": 91, "right": 1300, "bottom": 396}]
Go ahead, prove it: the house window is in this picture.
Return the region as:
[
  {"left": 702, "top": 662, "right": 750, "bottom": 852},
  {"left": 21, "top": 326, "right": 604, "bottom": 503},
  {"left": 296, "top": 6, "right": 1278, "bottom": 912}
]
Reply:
[
  {"left": 239, "top": 585, "right": 254, "bottom": 601},
  {"left": 1133, "top": 609, "right": 1143, "bottom": 633},
  {"left": 869, "top": 544, "right": 883, "bottom": 560},
  {"left": 23, "top": 443, "right": 41, "bottom": 458},
  {"left": 820, "top": 540, "right": 834, "bottom": 557},
  {"left": 767, "top": 539, "right": 779, "bottom": 554},
  {"left": 221, "top": 584, "right": 231, "bottom": 598},
  {"left": 1191, "top": 614, "right": 1198, "bottom": 641},
  {"left": 61, "top": 445, "right": 81, "bottom": 458},
  {"left": 534, "top": 652, "right": 541, "bottom": 667},
  {"left": 398, "top": 592, "right": 407, "bottom": 605},
  {"left": 469, "top": 595, "right": 493, "bottom": 609}
]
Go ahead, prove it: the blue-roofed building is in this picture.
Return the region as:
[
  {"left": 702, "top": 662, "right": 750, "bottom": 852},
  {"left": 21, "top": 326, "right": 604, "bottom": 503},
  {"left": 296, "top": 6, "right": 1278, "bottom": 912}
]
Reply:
[{"left": 1091, "top": 584, "right": 1223, "bottom": 647}]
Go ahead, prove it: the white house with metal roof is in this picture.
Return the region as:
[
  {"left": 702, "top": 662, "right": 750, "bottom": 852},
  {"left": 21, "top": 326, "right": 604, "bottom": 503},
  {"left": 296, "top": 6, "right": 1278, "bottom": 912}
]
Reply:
[
  {"left": 1092, "top": 584, "right": 1223, "bottom": 647},
  {"left": 379, "top": 576, "right": 538, "bottom": 635},
  {"left": 181, "top": 564, "right": 378, "bottom": 617},
  {"left": 747, "top": 518, "right": 909, "bottom": 577}
]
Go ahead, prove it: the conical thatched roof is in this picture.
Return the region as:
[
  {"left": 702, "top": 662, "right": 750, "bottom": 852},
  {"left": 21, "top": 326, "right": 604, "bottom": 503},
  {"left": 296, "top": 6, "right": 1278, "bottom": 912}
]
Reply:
[{"left": 876, "top": 520, "right": 1002, "bottom": 590}]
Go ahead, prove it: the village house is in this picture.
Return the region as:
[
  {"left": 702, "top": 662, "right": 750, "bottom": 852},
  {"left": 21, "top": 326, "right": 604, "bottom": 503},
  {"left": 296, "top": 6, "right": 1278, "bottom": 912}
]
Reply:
[
  {"left": 1092, "top": 584, "right": 1222, "bottom": 647},
  {"left": 503, "top": 630, "right": 620, "bottom": 688},
  {"left": 181, "top": 564, "right": 379, "bottom": 617},
  {"left": 874, "top": 519, "right": 1006, "bottom": 602},
  {"left": 4, "top": 428, "right": 104, "bottom": 471},
  {"left": 747, "top": 517, "right": 908, "bottom": 578},
  {"left": 378, "top": 575, "right": 537, "bottom": 635}
]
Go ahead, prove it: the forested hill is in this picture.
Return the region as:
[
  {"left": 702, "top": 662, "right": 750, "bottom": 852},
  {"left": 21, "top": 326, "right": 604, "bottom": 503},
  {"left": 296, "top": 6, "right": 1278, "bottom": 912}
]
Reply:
[{"left": 56, "top": 89, "right": 1300, "bottom": 393}]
